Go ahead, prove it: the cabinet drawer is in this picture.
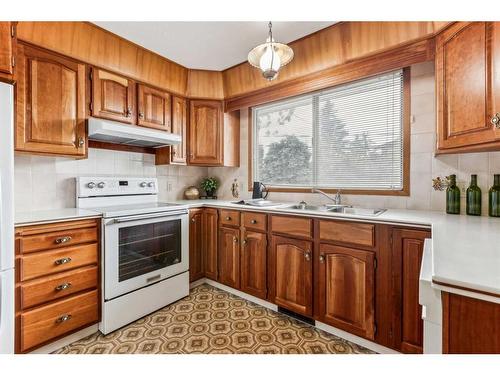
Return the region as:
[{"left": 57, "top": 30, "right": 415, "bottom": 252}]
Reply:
[
  {"left": 20, "top": 290, "right": 98, "bottom": 352},
  {"left": 319, "top": 220, "right": 375, "bottom": 247},
  {"left": 242, "top": 212, "right": 267, "bottom": 232},
  {"left": 19, "top": 226, "right": 98, "bottom": 254},
  {"left": 220, "top": 209, "right": 240, "bottom": 227},
  {"left": 20, "top": 266, "right": 98, "bottom": 310},
  {"left": 20, "top": 243, "right": 98, "bottom": 281},
  {"left": 271, "top": 215, "right": 312, "bottom": 239}
]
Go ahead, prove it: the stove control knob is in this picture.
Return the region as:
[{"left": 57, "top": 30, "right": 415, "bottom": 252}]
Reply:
[
  {"left": 97, "top": 182, "right": 106, "bottom": 189},
  {"left": 87, "top": 182, "right": 96, "bottom": 189},
  {"left": 147, "top": 182, "right": 154, "bottom": 188},
  {"left": 140, "top": 182, "right": 147, "bottom": 188}
]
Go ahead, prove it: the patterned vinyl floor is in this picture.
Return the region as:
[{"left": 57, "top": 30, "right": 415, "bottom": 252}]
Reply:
[{"left": 54, "top": 284, "right": 373, "bottom": 354}]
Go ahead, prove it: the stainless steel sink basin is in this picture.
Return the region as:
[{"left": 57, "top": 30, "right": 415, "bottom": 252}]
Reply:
[
  {"left": 280, "top": 203, "right": 386, "bottom": 216},
  {"left": 334, "top": 207, "right": 386, "bottom": 216},
  {"left": 284, "top": 204, "right": 330, "bottom": 211}
]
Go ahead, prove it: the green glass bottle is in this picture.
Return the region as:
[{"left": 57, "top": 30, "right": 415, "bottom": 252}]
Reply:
[
  {"left": 446, "top": 174, "right": 461, "bottom": 214},
  {"left": 466, "top": 174, "right": 482, "bottom": 216},
  {"left": 488, "top": 174, "right": 500, "bottom": 217}
]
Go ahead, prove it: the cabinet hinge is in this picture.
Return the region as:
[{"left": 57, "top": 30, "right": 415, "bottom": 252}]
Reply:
[
  {"left": 374, "top": 258, "right": 377, "bottom": 269},
  {"left": 11, "top": 24, "right": 16, "bottom": 38}
]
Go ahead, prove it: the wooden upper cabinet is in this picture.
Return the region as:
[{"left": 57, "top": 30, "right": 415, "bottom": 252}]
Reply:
[
  {"left": 137, "top": 83, "right": 171, "bottom": 131},
  {"left": 171, "top": 96, "right": 188, "bottom": 164},
  {"left": 203, "top": 208, "right": 218, "bottom": 280},
  {"left": 436, "top": 22, "right": 500, "bottom": 152},
  {"left": 218, "top": 226, "right": 240, "bottom": 289},
  {"left": 91, "top": 67, "right": 135, "bottom": 123},
  {"left": 240, "top": 229, "right": 267, "bottom": 300},
  {"left": 318, "top": 244, "right": 375, "bottom": 340},
  {"left": 270, "top": 235, "right": 313, "bottom": 316},
  {"left": 189, "top": 209, "right": 204, "bottom": 282},
  {"left": 391, "top": 228, "right": 430, "bottom": 354},
  {"left": 15, "top": 43, "right": 86, "bottom": 158},
  {"left": 189, "top": 100, "right": 223, "bottom": 165},
  {"left": 0, "top": 22, "right": 14, "bottom": 76}
]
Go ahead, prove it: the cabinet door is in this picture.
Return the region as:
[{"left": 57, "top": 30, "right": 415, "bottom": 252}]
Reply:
[
  {"left": 137, "top": 84, "right": 171, "bottom": 131},
  {"left": 189, "top": 209, "right": 204, "bottom": 282},
  {"left": 171, "top": 96, "right": 187, "bottom": 164},
  {"left": 270, "top": 235, "right": 313, "bottom": 316},
  {"left": 15, "top": 44, "right": 86, "bottom": 157},
  {"left": 0, "top": 22, "right": 13, "bottom": 75},
  {"left": 91, "top": 68, "right": 135, "bottom": 123},
  {"left": 318, "top": 244, "right": 375, "bottom": 340},
  {"left": 203, "top": 208, "right": 218, "bottom": 280},
  {"left": 436, "top": 22, "right": 497, "bottom": 151},
  {"left": 189, "top": 100, "right": 223, "bottom": 166},
  {"left": 240, "top": 229, "right": 267, "bottom": 299},
  {"left": 392, "top": 228, "right": 430, "bottom": 354},
  {"left": 218, "top": 227, "right": 240, "bottom": 289}
]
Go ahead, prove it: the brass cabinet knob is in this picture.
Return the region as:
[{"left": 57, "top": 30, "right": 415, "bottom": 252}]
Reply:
[
  {"left": 54, "top": 257, "right": 72, "bottom": 265},
  {"left": 319, "top": 254, "right": 325, "bottom": 263},
  {"left": 55, "top": 236, "right": 72, "bottom": 244},
  {"left": 77, "top": 137, "right": 85, "bottom": 148},
  {"left": 56, "top": 314, "right": 72, "bottom": 323},
  {"left": 243, "top": 239, "right": 248, "bottom": 245},
  {"left": 304, "top": 251, "right": 311, "bottom": 261},
  {"left": 250, "top": 219, "right": 257, "bottom": 224},
  {"left": 492, "top": 113, "right": 500, "bottom": 128},
  {"left": 226, "top": 216, "right": 231, "bottom": 221},
  {"left": 191, "top": 218, "right": 195, "bottom": 223},
  {"left": 55, "top": 282, "right": 72, "bottom": 291},
  {"left": 233, "top": 237, "right": 238, "bottom": 244},
  {"left": 139, "top": 112, "right": 144, "bottom": 119}
]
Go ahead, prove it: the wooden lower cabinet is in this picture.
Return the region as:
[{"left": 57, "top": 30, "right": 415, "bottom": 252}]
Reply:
[
  {"left": 317, "top": 244, "right": 375, "bottom": 340},
  {"left": 269, "top": 235, "right": 313, "bottom": 316},
  {"left": 391, "top": 228, "right": 430, "bottom": 353},
  {"left": 188, "top": 208, "right": 218, "bottom": 282},
  {"left": 218, "top": 226, "right": 240, "bottom": 289},
  {"left": 240, "top": 229, "right": 267, "bottom": 299},
  {"left": 442, "top": 292, "right": 500, "bottom": 354},
  {"left": 189, "top": 209, "right": 204, "bottom": 282}
]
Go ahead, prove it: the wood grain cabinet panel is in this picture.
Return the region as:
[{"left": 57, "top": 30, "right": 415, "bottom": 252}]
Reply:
[
  {"left": 189, "top": 100, "right": 223, "bottom": 165},
  {"left": 15, "top": 43, "right": 86, "bottom": 157},
  {"left": 391, "top": 228, "right": 430, "bottom": 353},
  {"left": 0, "top": 22, "right": 14, "bottom": 76},
  {"left": 242, "top": 212, "right": 267, "bottom": 232},
  {"left": 319, "top": 220, "right": 375, "bottom": 247},
  {"left": 240, "top": 229, "right": 267, "bottom": 299},
  {"left": 19, "top": 226, "right": 98, "bottom": 254},
  {"left": 20, "top": 290, "right": 98, "bottom": 353},
  {"left": 318, "top": 244, "right": 375, "bottom": 340},
  {"left": 189, "top": 209, "right": 204, "bottom": 282},
  {"left": 203, "top": 208, "right": 218, "bottom": 280},
  {"left": 218, "top": 226, "right": 240, "bottom": 289},
  {"left": 91, "top": 67, "right": 135, "bottom": 123},
  {"left": 270, "top": 215, "right": 312, "bottom": 239},
  {"left": 137, "top": 84, "right": 171, "bottom": 131},
  {"left": 270, "top": 235, "right": 313, "bottom": 316},
  {"left": 436, "top": 22, "right": 500, "bottom": 152},
  {"left": 442, "top": 292, "right": 500, "bottom": 354},
  {"left": 171, "top": 96, "right": 188, "bottom": 164},
  {"left": 220, "top": 209, "right": 240, "bottom": 227}
]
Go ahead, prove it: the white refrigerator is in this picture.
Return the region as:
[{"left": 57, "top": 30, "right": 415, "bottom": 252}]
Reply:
[{"left": 0, "top": 82, "right": 14, "bottom": 354}]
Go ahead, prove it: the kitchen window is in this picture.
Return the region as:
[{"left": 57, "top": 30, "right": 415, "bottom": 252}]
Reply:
[{"left": 251, "top": 69, "right": 409, "bottom": 195}]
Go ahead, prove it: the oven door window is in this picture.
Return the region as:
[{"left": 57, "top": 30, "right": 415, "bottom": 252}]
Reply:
[{"left": 118, "top": 219, "right": 181, "bottom": 282}]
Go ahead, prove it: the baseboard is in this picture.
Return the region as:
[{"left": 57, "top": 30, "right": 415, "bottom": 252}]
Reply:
[
  {"left": 30, "top": 324, "right": 99, "bottom": 354},
  {"left": 191, "top": 278, "right": 399, "bottom": 354}
]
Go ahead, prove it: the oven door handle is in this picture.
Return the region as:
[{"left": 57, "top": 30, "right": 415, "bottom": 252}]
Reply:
[{"left": 107, "top": 210, "right": 188, "bottom": 225}]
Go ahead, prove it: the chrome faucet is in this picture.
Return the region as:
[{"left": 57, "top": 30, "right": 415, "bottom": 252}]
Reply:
[{"left": 312, "top": 188, "right": 342, "bottom": 205}]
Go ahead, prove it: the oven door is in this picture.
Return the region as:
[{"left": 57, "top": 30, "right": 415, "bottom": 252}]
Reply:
[{"left": 103, "top": 210, "right": 188, "bottom": 300}]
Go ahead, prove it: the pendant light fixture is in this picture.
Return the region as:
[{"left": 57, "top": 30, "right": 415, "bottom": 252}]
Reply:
[{"left": 247, "top": 22, "right": 294, "bottom": 81}]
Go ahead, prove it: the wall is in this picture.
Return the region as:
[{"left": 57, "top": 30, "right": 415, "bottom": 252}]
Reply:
[
  {"left": 14, "top": 148, "right": 207, "bottom": 213},
  {"left": 209, "top": 61, "right": 500, "bottom": 215}
]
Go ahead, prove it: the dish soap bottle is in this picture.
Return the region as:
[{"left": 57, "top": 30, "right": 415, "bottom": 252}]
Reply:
[
  {"left": 488, "top": 174, "right": 500, "bottom": 217},
  {"left": 466, "top": 174, "right": 482, "bottom": 216},
  {"left": 446, "top": 174, "right": 460, "bottom": 214}
]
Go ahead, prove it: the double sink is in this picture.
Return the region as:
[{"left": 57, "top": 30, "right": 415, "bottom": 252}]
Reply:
[{"left": 278, "top": 203, "right": 386, "bottom": 216}]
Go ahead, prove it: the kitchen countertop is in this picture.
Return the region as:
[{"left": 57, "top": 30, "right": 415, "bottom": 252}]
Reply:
[
  {"left": 15, "top": 200, "right": 500, "bottom": 303},
  {"left": 15, "top": 208, "right": 102, "bottom": 227}
]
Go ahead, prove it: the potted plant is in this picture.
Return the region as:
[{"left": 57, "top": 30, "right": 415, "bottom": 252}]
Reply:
[{"left": 200, "top": 177, "right": 219, "bottom": 197}]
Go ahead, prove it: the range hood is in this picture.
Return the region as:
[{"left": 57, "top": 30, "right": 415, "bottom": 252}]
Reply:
[{"left": 88, "top": 117, "right": 181, "bottom": 147}]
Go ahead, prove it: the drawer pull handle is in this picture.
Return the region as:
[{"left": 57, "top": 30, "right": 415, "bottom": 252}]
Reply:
[
  {"left": 250, "top": 219, "right": 257, "bottom": 224},
  {"left": 55, "top": 236, "right": 72, "bottom": 244},
  {"left": 55, "top": 257, "right": 72, "bottom": 265},
  {"left": 226, "top": 216, "right": 232, "bottom": 221},
  {"left": 147, "top": 274, "right": 161, "bottom": 283},
  {"left": 55, "top": 282, "right": 72, "bottom": 291},
  {"left": 56, "top": 314, "right": 72, "bottom": 324}
]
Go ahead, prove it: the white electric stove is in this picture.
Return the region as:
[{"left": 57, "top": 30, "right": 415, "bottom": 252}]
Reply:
[{"left": 76, "top": 177, "right": 189, "bottom": 334}]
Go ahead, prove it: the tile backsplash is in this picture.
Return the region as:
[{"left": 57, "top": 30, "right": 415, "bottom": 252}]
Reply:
[
  {"left": 208, "top": 61, "right": 500, "bottom": 215},
  {"left": 14, "top": 148, "right": 208, "bottom": 213}
]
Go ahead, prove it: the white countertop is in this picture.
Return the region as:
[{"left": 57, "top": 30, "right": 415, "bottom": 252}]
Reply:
[
  {"left": 15, "top": 200, "right": 500, "bottom": 302},
  {"left": 15, "top": 208, "right": 102, "bottom": 227}
]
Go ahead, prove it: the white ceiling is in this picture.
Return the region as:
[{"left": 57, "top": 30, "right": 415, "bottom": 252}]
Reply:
[{"left": 93, "top": 22, "right": 335, "bottom": 70}]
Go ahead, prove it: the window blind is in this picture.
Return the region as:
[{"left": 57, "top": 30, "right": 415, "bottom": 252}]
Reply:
[{"left": 253, "top": 70, "right": 405, "bottom": 191}]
